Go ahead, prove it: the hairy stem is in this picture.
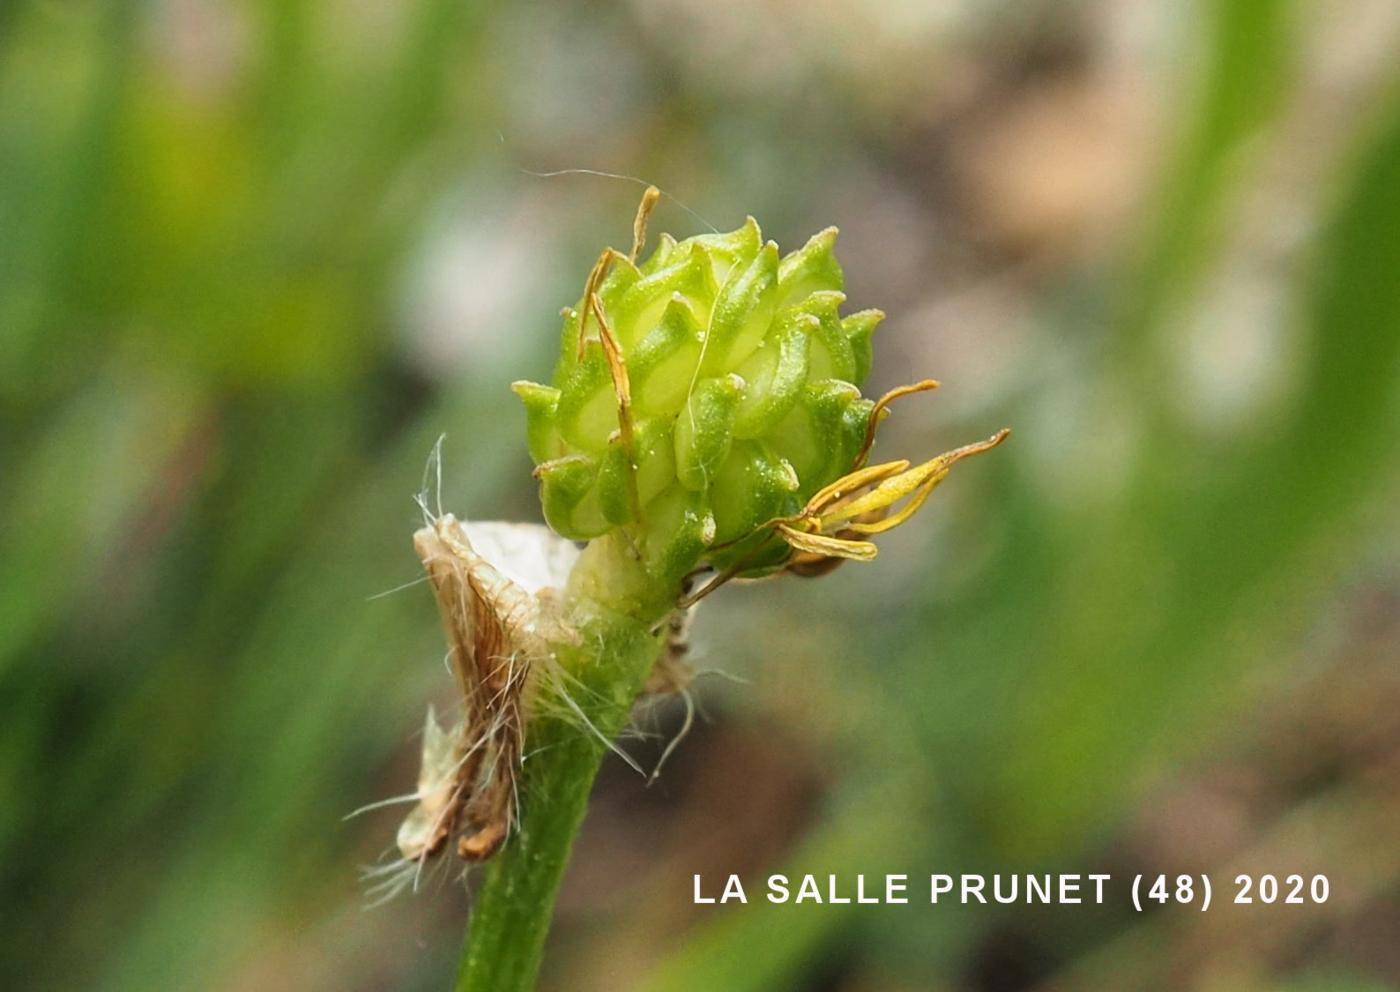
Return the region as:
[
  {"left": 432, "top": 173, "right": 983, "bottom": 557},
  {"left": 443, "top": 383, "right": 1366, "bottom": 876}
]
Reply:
[{"left": 454, "top": 536, "right": 671, "bottom": 991}]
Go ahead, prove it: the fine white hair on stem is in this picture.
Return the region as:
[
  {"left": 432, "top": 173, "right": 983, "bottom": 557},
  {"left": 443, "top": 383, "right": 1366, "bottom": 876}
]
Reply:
[
  {"left": 342, "top": 791, "right": 424, "bottom": 821},
  {"left": 646, "top": 688, "right": 695, "bottom": 786},
  {"left": 365, "top": 574, "right": 430, "bottom": 602},
  {"left": 360, "top": 832, "right": 462, "bottom": 908},
  {"left": 414, "top": 434, "right": 447, "bottom": 527},
  {"left": 533, "top": 660, "right": 646, "bottom": 778},
  {"left": 360, "top": 858, "right": 419, "bottom": 908},
  {"left": 513, "top": 165, "right": 720, "bottom": 236},
  {"left": 689, "top": 665, "right": 749, "bottom": 687}
]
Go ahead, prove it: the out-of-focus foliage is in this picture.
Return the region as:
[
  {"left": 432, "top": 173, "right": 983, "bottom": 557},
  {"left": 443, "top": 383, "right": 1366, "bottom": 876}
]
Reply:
[{"left": 2, "top": 1, "right": 1398, "bottom": 990}]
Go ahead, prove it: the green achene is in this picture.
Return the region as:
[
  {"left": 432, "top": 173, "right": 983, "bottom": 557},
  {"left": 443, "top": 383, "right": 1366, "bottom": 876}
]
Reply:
[{"left": 514, "top": 188, "right": 1008, "bottom": 589}]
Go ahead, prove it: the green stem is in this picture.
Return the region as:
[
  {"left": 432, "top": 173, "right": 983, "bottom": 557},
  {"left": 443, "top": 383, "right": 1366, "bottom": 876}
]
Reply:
[{"left": 454, "top": 537, "right": 672, "bottom": 992}]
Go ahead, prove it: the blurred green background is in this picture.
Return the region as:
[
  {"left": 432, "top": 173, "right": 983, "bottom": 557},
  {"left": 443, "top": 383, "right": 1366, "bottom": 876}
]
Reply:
[{"left": 3, "top": 0, "right": 1400, "bottom": 989}]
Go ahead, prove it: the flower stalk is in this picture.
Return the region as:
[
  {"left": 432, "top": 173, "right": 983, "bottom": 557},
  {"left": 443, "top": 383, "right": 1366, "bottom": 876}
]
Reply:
[{"left": 455, "top": 537, "right": 667, "bottom": 991}]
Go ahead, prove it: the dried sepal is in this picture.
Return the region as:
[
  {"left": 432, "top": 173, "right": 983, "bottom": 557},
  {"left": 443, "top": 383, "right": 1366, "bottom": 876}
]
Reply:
[
  {"left": 396, "top": 514, "right": 576, "bottom": 867},
  {"left": 395, "top": 705, "right": 464, "bottom": 862}
]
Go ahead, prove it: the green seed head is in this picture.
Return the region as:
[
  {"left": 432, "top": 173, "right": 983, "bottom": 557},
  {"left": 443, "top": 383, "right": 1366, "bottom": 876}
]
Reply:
[{"left": 516, "top": 191, "right": 1005, "bottom": 590}]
